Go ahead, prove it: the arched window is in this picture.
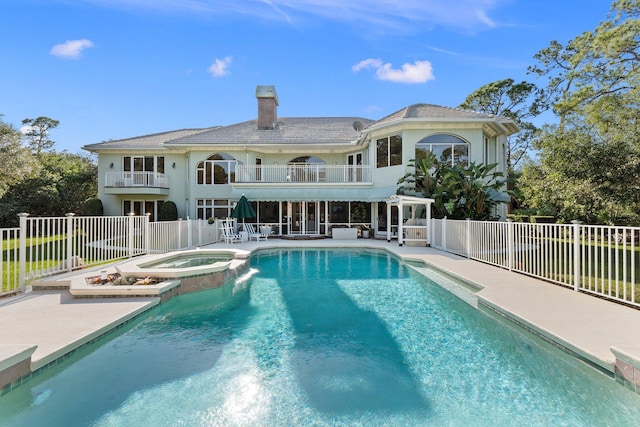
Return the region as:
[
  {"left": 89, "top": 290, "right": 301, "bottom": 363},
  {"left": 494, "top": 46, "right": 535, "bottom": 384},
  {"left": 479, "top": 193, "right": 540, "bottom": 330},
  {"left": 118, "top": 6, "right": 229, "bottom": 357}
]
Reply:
[
  {"left": 416, "top": 134, "right": 469, "bottom": 167},
  {"left": 196, "top": 153, "right": 240, "bottom": 185},
  {"left": 289, "top": 156, "right": 324, "bottom": 164}
]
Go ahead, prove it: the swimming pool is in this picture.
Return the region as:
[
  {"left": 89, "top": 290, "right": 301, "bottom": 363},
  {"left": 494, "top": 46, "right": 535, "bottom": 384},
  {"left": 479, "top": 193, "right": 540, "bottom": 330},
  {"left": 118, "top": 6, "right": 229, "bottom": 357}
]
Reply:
[{"left": 1, "top": 248, "right": 639, "bottom": 426}]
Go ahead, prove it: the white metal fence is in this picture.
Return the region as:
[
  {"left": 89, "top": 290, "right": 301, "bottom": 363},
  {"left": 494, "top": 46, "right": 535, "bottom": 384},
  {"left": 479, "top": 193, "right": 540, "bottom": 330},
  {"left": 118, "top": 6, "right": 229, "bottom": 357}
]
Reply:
[
  {"left": 432, "top": 218, "right": 640, "bottom": 308},
  {"left": 0, "top": 214, "right": 219, "bottom": 296},
  {"left": 1, "top": 227, "right": 20, "bottom": 296},
  {"left": 147, "top": 218, "right": 218, "bottom": 253}
]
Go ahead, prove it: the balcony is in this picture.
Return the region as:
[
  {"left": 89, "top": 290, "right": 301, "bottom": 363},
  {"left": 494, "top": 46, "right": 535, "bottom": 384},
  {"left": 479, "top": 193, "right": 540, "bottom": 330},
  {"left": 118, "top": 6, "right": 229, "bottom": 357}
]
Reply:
[
  {"left": 235, "top": 164, "right": 372, "bottom": 184},
  {"left": 104, "top": 172, "right": 170, "bottom": 195}
]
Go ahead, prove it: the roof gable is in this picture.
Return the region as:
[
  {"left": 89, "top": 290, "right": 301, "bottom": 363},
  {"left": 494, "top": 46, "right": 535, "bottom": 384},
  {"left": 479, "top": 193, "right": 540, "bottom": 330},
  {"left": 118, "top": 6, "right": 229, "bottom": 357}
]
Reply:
[{"left": 368, "top": 103, "right": 519, "bottom": 135}]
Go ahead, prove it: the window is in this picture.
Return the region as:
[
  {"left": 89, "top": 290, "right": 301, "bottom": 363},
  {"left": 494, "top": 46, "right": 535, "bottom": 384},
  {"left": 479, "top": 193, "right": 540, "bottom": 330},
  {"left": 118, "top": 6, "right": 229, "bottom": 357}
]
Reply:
[
  {"left": 376, "top": 135, "right": 402, "bottom": 168},
  {"left": 123, "top": 156, "right": 165, "bottom": 173},
  {"left": 415, "top": 134, "right": 468, "bottom": 167},
  {"left": 196, "top": 199, "right": 235, "bottom": 220},
  {"left": 256, "top": 157, "right": 263, "bottom": 181},
  {"left": 259, "top": 201, "right": 279, "bottom": 222},
  {"left": 196, "top": 153, "right": 239, "bottom": 185},
  {"left": 123, "top": 200, "right": 164, "bottom": 222},
  {"left": 329, "top": 202, "right": 349, "bottom": 223}
]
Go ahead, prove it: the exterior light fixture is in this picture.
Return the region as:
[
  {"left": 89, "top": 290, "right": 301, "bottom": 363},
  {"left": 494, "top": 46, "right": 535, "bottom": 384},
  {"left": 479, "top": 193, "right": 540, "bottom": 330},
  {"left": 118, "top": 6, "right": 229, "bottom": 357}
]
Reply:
[
  {"left": 109, "top": 163, "right": 114, "bottom": 168},
  {"left": 172, "top": 162, "right": 176, "bottom": 168}
]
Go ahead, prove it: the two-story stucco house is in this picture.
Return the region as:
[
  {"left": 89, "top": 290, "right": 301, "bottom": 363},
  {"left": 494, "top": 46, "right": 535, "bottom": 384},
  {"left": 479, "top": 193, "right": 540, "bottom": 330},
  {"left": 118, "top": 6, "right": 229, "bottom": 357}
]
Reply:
[{"left": 83, "top": 85, "right": 518, "bottom": 238}]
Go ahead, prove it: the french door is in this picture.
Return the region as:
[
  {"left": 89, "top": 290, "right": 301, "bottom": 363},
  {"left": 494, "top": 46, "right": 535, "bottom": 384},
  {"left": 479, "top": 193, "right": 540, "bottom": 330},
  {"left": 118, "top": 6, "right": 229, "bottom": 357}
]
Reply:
[{"left": 288, "top": 202, "right": 319, "bottom": 235}]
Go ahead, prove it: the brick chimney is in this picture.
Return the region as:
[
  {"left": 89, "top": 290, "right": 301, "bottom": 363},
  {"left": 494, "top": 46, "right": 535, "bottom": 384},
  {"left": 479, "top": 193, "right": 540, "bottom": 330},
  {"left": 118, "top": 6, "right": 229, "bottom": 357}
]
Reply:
[{"left": 256, "top": 85, "right": 279, "bottom": 130}]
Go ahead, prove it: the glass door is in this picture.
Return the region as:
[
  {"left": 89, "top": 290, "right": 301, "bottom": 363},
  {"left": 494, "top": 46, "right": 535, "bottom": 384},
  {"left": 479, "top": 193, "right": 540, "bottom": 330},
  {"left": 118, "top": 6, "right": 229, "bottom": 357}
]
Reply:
[
  {"left": 347, "top": 153, "right": 363, "bottom": 182},
  {"left": 306, "top": 202, "right": 318, "bottom": 234},
  {"left": 287, "top": 202, "right": 319, "bottom": 235},
  {"left": 289, "top": 202, "right": 302, "bottom": 234}
]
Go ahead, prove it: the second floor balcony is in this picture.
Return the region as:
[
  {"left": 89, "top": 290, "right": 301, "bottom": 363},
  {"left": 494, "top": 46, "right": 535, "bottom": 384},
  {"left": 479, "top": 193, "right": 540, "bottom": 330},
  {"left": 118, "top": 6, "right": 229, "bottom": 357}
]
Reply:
[
  {"left": 235, "top": 164, "right": 372, "bottom": 184},
  {"left": 104, "top": 172, "right": 169, "bottom": 195}
]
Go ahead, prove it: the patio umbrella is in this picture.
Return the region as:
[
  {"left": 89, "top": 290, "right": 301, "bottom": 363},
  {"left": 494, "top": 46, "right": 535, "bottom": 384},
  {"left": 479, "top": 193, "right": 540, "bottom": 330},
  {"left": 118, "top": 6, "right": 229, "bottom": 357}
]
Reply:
[{"left": 232, "top": 195, "right": 256, "bottom": 230}]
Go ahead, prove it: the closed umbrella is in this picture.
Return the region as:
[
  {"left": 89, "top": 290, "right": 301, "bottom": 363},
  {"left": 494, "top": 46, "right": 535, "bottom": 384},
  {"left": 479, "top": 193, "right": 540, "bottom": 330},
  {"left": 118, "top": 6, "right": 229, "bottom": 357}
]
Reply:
[{"left": 232, "top": 195, "right": 256, "bottom": 231}]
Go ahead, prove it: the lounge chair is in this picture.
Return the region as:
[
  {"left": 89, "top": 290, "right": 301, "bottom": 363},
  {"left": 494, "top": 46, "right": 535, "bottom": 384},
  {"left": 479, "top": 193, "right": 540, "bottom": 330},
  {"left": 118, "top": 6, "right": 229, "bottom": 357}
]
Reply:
[
  {"left": 244, "top": 223, "right": 268, "bottom": 241},
  {"left": 220, "top": 225, "right": 242, "bottom": 244}
]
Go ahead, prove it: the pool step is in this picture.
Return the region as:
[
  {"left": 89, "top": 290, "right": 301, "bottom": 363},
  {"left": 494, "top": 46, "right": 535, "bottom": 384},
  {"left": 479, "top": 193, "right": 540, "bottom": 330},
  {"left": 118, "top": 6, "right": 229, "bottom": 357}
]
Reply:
[
  {"left": 31, "top": 279, "right": 71, "bottom": 291},
  {"left": 0, "top": 344, "right": 37, "bottom": 393}
]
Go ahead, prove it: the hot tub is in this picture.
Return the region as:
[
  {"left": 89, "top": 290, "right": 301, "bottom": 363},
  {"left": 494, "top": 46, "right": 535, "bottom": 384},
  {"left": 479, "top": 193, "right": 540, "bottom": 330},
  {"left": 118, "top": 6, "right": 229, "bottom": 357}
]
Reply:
[{"left": 116, "top": 248, "right": 249, "bottom": 280}]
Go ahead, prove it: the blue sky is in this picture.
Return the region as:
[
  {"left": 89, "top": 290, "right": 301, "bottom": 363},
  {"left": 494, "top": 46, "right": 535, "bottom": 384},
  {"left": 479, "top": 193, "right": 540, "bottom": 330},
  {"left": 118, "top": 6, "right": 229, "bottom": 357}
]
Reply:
[{"left": 0, "top": 0, "right": 612, "bottom": 153}]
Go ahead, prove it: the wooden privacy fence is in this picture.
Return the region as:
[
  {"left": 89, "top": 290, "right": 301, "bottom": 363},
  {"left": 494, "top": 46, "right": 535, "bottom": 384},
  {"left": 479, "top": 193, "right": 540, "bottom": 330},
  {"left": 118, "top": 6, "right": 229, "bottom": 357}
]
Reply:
[
  {"left": 432, "top": 218, "right": 640, "bottom": 309},
  {"left": 0, "top": 214, "right": 218, "bottom": 296}
]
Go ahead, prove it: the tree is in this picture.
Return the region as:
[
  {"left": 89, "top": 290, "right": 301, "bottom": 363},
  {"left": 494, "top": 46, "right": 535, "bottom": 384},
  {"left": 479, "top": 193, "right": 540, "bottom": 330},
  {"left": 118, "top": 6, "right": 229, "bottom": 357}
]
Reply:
[
  {"left": 0, "top": 152, "right": 98, "bottom": 226},
  {"left": 528, "top": 0, "right": 640, "bottom": 123},
  {"left": 459, "top": 79, "right": 548, "bottom": 170},
  {"left": 398, "top": 152, "right": 511, "bottom": 220},
  {"left": 0, "top": 116, "right": 37, "bottom": 197},
  {"left": 21, "top": 116, "right": 60, "bottom": 155},
  {"left": 519, "top": 116, "right": 640, "bottom": 225},
  {"left": 520, "top": 0, "right": 640, "bottom": 224}
]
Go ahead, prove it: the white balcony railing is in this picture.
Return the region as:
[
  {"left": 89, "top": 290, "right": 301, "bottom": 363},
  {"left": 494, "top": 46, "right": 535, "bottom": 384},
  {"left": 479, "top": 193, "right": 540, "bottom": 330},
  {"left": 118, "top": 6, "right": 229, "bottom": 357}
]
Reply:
[
  {"left": 105, "top": 172, "right": 169, "bottom": 188},
  {"left": 235, "top": 164, "right": 371, "bottom": 184}
]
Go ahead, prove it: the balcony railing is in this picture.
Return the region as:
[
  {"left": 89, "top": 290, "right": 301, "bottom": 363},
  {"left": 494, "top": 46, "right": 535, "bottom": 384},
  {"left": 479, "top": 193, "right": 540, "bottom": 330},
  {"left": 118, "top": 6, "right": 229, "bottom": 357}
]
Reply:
[
  {"left": 236, "top": 164, "right": 371, "bottom": 184},
  {"left": 105, "top": 172, "right": 169, "bottom": 188}
]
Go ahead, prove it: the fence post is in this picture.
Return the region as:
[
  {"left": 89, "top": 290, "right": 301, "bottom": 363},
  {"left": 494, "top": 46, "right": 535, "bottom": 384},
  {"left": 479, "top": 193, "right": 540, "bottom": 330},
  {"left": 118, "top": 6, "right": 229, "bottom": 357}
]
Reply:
[
  {"left": 571, "top": 220, "right": 583, "bottom": 292},
  {"left": 18, "top": 213, "right": 29, "bottom": 293},
  {"left": 128, "top": 213, "right": 135, "bottom": 258},
  {"left": 430, "top": 217, "right": 434, "bottom": 248},
  {"left": 507, "top": 218, "right": 514, "bottom": 271},
  {"left": 65, "top": 213, "right": 75, "bottom": 272},
  {"left": 145, "top": 213, "right": 151, "bottom": 255},
  {"left": 466, "top": 218, "right": 471, "bottom": 258},
  {"left": 442, "top": 217, "right": 447, "bottom": 252},
  {"left": 187, "top": 217, "right": 193, "bottom": 249}
]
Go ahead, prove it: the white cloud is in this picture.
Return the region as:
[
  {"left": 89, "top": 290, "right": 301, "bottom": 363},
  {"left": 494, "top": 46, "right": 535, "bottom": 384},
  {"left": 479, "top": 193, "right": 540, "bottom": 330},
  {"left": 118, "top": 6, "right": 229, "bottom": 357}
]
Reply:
[
  {"left": 476, "top": 9, "right": 496, "bottom": 27},
  {"left": 208, "top": 56, "right": 232, "bottom": 77},
  {"left": 353, "top": 59, "right": 434, "bottom": 84},
  {"left": 50, "top": 39, "right": 94, "bottom": 59},
  {"left": 352, "top": 58, "right": 382, "bottom": 72}
]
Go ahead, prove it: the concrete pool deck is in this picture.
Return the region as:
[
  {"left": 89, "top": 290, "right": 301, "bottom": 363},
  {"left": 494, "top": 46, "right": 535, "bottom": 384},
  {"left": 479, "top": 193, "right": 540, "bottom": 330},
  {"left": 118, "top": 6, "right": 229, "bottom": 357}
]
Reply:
[{"left": 2, "top": 238, "right": 640, "bottom": 392}]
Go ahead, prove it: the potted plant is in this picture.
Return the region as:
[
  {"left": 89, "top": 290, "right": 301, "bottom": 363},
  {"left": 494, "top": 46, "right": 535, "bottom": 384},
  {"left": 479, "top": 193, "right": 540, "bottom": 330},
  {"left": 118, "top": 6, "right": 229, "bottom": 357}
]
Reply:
[{"left": 350, "top": 202, "right": 371, "bottom": 238}]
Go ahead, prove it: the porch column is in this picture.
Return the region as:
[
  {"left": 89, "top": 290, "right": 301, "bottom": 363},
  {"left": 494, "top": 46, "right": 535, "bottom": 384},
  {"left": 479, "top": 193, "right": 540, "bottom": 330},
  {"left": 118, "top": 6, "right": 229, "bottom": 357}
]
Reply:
[
  {"left": 426, "top": 201, "right": 432, "bottom": 246},
  {"left": 386, "top": 202, "right": 392, "bottom": 242},
  {"left": 398, "top": 200, "right": 404, "bottom": 246}
]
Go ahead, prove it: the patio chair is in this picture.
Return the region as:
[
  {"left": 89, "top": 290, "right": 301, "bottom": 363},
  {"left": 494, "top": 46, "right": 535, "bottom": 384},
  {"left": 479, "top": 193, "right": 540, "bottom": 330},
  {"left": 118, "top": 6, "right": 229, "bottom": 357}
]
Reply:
[
  {"left": 220, "top": 225, "right": 242, "bottom": 244},
  {"left": 244, "top": 223, "right": 268, "bottom": 241}
]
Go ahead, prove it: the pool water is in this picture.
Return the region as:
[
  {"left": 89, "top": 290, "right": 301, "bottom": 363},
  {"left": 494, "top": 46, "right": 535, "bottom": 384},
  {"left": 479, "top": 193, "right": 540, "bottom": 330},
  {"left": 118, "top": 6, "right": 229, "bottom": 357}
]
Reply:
[
  {"left": 1, "top": 249, "right": 640, "bottom": 426},
  {"left": 145, "top": 255, "right": 233, "bottom": 268}
]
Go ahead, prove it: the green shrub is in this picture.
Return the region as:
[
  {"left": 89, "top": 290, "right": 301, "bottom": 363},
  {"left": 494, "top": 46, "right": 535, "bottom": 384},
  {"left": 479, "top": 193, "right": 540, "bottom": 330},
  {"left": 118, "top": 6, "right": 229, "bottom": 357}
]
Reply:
[
  {"left": 507, "top": 214, "right": 529, "bottom": 222},
  {"left": 158, "top": 201, "right": 178, "bottom": 221},
  {"left": 530, "top": 215, "right": 556, "bottom": 223},
  {"left": 78, "top": 198, "right": 103, "bottom": 216}
]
